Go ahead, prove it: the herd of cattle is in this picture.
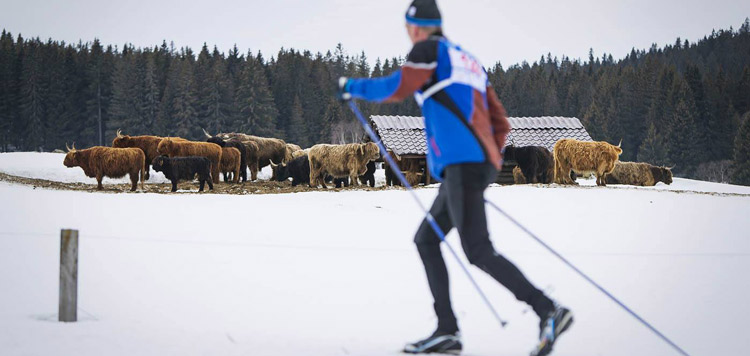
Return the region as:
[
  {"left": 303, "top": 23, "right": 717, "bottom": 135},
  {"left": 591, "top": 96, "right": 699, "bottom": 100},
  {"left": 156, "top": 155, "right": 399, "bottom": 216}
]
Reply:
[
  {"left": 61, "top": 129, "right": 381, "bottom": 192},
  {"left": 60, "top": 128, "right": 672, "bottom": 192},
  {"left": 507, "top": 138, "right": 673, "bottom": 186}
]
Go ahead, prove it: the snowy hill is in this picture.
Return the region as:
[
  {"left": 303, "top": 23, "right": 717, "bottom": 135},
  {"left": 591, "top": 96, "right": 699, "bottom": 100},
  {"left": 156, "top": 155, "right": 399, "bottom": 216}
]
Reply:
[{"left": 0, "top": 152, "right": 749, "bottom": 356}]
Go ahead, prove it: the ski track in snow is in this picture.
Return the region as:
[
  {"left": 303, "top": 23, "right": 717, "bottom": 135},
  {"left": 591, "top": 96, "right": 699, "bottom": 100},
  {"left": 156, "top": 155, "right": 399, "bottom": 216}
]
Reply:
[{"left": 1, "top": 152, "right": 749, "bottom": 356}]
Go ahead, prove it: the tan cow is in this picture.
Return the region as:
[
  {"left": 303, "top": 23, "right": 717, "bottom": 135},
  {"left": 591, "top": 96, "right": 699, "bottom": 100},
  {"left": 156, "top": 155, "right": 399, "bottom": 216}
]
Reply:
[
  {"left": 308, "top": 142, "right": 380, "bottom": 188},
  {"left": 553, "top": 138, "right": 623, "bottom": 186},
  {"left": 604, "top": 161, "right": 673, "bottom": 186}
]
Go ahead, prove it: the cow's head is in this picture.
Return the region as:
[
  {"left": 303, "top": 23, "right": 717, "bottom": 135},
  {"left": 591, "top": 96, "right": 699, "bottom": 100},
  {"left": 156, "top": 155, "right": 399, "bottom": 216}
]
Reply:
[
  {"left": 207, "top": 137, "right": 226, "bottom": 147},
  {"left": 151, "top": 155, "right": 168, "bottom": 172},
  {"left": 269, "top": 160, "right": 290, "bottom": 181},
  {"left": 360, "top": 142, "right": 380, "bottom": 161},
  {"left": 157, "top": 138, "right": 174, "bottom": 155},
  {"left": 285, "top": 145, "right": 297, "bottom": 162},
  {"left": 63, "top": 143, "right": 79, "bottom": 167},
  {"left": 601, "top": 141, "right": 624, "bottom": 174},
  {"left": 512, "top": 166, "right": 526, "bottom": 184},
  {"left": 652, "top": 166, "right": 673, "bottom": 185},
  {"left": 613, "top": 139, "right": 623, "bottom": 155},
  {"left": 111, "top": 129, "right": 131, "bottom": 148}
]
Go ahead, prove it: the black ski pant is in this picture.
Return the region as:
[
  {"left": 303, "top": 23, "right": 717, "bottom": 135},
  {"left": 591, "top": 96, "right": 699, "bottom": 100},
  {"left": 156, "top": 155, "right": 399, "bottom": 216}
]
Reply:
[{"left": 414, "top": 163, "right": 554, "bottom": 333}]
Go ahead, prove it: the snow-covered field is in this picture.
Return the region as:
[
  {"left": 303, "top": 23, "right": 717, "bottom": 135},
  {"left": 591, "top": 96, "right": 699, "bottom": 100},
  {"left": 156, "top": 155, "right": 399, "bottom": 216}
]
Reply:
[{"left": 1, "top": 152, "right": 749, "bottom": 356}]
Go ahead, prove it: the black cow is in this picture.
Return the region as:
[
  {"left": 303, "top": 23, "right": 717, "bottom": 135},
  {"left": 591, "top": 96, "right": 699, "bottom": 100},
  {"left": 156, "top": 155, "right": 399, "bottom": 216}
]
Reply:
[
  {"left": 358, "top": 161, "right": 376, "bottom": 187},
  {"left": 503, "top": 145, "right": 554, "bottom": 184},
  {"left": 273, "top": 155, "right": 311, "bottom": 187},
  {"left": 207, "top": 137, "right": 248, "bottom": 182},
  {"left": 272, "top": 155, "right": 354, "bottom": 188},
  {"left": 152, "top": 156, "right": 214, "bottom": 192}
]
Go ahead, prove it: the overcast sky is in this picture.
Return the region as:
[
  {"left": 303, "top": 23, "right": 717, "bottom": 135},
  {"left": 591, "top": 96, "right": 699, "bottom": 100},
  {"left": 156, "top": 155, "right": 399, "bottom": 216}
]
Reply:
[{"left": 2, "top": 0, "right": 749, "bottom": 68}]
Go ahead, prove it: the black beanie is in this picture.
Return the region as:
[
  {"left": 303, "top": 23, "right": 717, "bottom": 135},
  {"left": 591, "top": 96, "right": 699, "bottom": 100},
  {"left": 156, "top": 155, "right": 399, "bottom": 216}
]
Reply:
[{"left": 405, "top": 0, "right": 442, "bottom": 27}]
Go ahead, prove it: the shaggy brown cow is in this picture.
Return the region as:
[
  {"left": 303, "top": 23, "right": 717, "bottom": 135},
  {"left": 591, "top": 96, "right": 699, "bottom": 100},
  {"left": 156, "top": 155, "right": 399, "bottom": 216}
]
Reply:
[
  {"left": 220, "top": 147, "right": 242, "bottom": 183},
  {"left": 157, "top": 138, "right": 222, "bottom": 183},
  {"left": 204, "top": 129, "right": 286, "bottom": 181},
  {"left": 553, "top": 138, "right": 623, "bottom": 186},
  {"left": 111, "top": 130, "right": 186, "bottom": 180},
  {"left": 604, "top": 161, "right": 673, "bottom": 186},
  {"left": 308, "top": 142, "right": 380, "bottom": 188},
  {"left": 63, "top": 144, "right": 145, "bottom": 191}
]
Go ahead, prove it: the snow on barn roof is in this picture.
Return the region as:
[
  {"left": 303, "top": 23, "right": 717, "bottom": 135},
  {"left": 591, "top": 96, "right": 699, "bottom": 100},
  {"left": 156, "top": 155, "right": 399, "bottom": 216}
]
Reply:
[{"left": 370, "top": 115, "right": 593, "bottom": 156}]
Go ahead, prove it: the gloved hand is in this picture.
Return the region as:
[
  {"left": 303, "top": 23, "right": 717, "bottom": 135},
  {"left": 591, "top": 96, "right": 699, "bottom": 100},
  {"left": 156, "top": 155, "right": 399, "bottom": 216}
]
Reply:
[{"left": 337, "top": 77, "right": 352, "bottom": 101}]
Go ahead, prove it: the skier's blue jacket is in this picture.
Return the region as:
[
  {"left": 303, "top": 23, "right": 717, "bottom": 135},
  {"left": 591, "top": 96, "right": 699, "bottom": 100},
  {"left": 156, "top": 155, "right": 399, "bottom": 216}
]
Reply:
[{"left": 347, "top": 34, "right": 511, "bottom": 178}]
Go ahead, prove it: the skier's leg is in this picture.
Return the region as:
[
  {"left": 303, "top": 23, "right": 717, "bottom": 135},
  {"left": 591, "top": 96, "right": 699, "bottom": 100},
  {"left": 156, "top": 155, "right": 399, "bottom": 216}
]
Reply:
[
  {"left": 444, "top": 163, "right": 555, "bottom": 319},
  {"left": 414, "top": 182, "right": 458, "bottom": 334}
]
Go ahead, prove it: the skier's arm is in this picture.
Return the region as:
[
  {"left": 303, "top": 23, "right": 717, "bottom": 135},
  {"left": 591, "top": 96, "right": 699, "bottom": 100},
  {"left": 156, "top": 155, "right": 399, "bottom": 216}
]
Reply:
[
  {"left": 345, "top": 40, "right": 437, "bottom": 103},
  {"left": 347, "top": 66, "right": 434, "bottom": 103},
  {"left": 486, "top": 85, "right": 511, "bottom": 151}
]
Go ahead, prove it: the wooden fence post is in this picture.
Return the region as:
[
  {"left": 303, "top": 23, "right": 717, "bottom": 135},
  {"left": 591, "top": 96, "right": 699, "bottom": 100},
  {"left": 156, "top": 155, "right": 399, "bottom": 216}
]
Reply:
[{"left": 59, "top": 229, "right": 78, "bottom": 322}]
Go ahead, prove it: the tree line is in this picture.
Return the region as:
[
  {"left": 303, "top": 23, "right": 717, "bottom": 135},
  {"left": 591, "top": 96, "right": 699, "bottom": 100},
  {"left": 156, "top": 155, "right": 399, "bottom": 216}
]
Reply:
[
  {"left": 489, "top": 19, "right": 750, "bottom": 184},
  {"left": 0, "top": 19, "right": 749, "bottom": 183}
]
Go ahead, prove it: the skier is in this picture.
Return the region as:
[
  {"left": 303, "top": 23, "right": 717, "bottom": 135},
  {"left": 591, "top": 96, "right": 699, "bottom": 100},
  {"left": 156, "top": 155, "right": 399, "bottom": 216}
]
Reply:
[{"left": 337, "top": 1, "right": 573, "bottom": 355}]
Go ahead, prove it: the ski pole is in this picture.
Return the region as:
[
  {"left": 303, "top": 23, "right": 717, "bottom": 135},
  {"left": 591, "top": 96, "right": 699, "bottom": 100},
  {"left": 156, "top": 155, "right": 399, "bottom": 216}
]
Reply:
[
  {"left": 347, "top": 100, "right": 508, "bottom": 328},
  {"left": 484, "top": 199, "right": 691, "bottom": 356}
]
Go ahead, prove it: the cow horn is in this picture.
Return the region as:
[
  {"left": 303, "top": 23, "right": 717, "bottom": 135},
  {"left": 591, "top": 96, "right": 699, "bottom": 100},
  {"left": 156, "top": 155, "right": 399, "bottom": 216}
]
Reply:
[
  {"left": 269, "top": 160, "right": 278, "bottom": 168},
  {"left": 65, "top": 142, "right": 72, "bottom": 152},
  {"left": 202, "top": 128, "right": 212, "bottom": 138},
  {"left": 617, "top": 139, "right": 622, "bottom": 148},
  {"left": 71, "top": 142, "right": 76, "bottom": 150},
  {"left": 116, "top": 129, "right": 123, "bottom": 138}
]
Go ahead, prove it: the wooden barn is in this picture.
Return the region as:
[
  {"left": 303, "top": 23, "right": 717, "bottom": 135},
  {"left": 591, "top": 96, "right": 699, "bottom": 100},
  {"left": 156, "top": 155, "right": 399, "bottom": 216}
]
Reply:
[
  {"left": 370, "top": 115, "right": 594, "bottom": 184},
  {"left": 370, "top": 115, "right": 432, "bottom": 185}
]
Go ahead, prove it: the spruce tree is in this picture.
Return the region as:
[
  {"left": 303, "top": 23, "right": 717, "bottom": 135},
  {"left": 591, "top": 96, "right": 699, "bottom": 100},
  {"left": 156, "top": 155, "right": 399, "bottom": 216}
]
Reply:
[
  {"left": 732, "top": 112, "right": 750, "bottom": 185},
  {"left": 582, "top": 98, "right": 605, "bottom": 140},
  {"left": 193, "top": 44, "right": 212, "bottom": 131},
  {"left": 44, "top": 42, "right": 73, "bottom": 150},
  {"left": 664, "top": 80, "right": 703, "bottom": 175},
  {"left": 172, "top": 56, "right": 199, "bottom": 139},
  {"left": 638, "top": 123, "right": 670, "bottom": 166},
  {"left": 108, "top": 46, "right": 139, "bottom": 136},
  {"left": 235, "top": 54, "right": 278, "bottom": 137},
  {"left": 287, "top": 94, "right": 308, "bottom": 147},
  {"left": 82, "top": 39, "right": 112, "bottom": 146},
  {"left": 735, "top": 66, "right": 750, "bottom": 117},
  {"left": 140, "top": 51, "right": 160, "bottom": 134},
  {"left": 0, "top": 30, "right": 17, "bottom": 151},
  {"left": 19, "top": 39, "right": 45, "bottom": 151}
]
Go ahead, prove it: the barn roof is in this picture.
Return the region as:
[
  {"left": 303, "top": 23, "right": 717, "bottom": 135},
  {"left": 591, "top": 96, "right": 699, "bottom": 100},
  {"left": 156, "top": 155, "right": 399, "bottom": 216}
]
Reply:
[
  {"left": 507, "top": 116, "right": 593, "bottom": 151},
  {"left": 370, "top": 115, "right": 593, "bottom": 155},
  {"left": 371, "top": 116, "right": 427, "bottom": 156}
]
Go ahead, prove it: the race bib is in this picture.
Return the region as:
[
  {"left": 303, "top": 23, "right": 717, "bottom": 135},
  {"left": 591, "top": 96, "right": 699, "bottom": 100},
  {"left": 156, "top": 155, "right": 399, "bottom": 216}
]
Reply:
[{"left": 447, "top": 46, "right": 487, "bottom": 93}]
